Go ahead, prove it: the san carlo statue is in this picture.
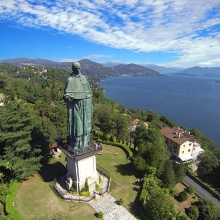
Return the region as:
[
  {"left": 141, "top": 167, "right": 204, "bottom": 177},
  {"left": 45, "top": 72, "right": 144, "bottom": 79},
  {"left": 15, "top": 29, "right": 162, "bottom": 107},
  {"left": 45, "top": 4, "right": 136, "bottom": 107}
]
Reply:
[{"left": 63, "top": 62, "right": 93, "bottom": 150}]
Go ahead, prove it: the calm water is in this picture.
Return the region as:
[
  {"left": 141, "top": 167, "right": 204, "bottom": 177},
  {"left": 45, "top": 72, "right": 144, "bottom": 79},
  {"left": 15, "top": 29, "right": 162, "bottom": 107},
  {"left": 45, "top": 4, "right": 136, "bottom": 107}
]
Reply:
[{"left": 99, "top": 75, "right": 220, "bottom": 146}]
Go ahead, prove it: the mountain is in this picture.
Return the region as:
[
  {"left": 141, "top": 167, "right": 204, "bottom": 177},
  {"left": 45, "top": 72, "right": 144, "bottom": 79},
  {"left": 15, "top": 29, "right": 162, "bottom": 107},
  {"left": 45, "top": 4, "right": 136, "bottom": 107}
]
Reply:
[
  {"left": 1, "top": 58, "right": 57, "bottom": 67},
  {"left": 102, "top": 62, "right": 183, "bottom": 74},
  {"left": 141, "top": 64, "right": 183, "bottom": 74},
  {"left": 0, "top": 58, "right": 162, "bottom": 80},
  {"left": 102, "top": 61, "right": 121, "bottom": 67},
  {"left": 78, "top": 59, "right": 120, "bottom": 80},
  {"left": 176, "top": 66, "right": 220, "bottom": 77},
  {"left": 112, "top": 63, "right": 163, "bottom": 76}
]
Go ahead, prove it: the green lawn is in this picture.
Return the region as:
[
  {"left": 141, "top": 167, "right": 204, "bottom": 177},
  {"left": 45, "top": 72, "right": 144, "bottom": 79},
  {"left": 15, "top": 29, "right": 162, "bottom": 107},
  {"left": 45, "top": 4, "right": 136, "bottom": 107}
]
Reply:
[
  {"left": 15, "top": 145, "right": 140, "bottom": 219},
  {"left": 96, "top": 144, "right": 139, "bottom": 213}
]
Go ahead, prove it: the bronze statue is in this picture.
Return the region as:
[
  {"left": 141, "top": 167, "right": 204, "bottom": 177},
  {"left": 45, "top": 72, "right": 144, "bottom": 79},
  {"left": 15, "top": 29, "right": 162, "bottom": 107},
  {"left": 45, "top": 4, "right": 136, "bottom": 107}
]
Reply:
[{"left": 63, "top": 62, "right": 92, "bottom": 150}]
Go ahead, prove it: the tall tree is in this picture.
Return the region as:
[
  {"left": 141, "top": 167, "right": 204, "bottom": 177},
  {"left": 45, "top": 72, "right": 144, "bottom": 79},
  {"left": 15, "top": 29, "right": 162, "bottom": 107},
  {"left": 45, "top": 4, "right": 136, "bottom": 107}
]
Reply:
[
  {"left": 0, "top": 102, "right": 43, "bottom": 180},
  {"left": 113, "top": 114, "right": 130, "bottom": 142},
  {"left": 173, "top": 161, "right": 185, "bottom": 183},
  {"left": 145, "top": 191, "right": 176, "bottom": 219},
  {"left": 93, "top": 104, "right": 115, "bottom": 137},
  {"left": 133, "top": 122, "right": 148, "bottom": 151},
  {"left": 195, "top": 199, "right": 220, "bottom": 220},
  {"left": 160, "top": 160, "right": 176, "bottom": 188},
  {"left": 197, "top": 152, "right": 219, "bottom": 177}
]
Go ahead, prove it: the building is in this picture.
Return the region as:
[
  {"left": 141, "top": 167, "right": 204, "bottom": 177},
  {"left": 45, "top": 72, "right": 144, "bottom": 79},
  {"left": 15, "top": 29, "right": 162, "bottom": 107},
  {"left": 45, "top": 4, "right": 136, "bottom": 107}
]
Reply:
[
  {"left": 160, "top": 126, "right": 204, "bottom": 162},
  {"left": 130, "top": 119, "right": 149, "bottom": 132}
]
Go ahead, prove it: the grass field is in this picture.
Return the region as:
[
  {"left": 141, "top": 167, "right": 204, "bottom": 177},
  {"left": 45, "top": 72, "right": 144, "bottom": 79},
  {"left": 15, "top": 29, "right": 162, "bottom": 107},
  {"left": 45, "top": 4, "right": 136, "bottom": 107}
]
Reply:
[
  {"left": 15, "top": 145, "right": 140, "bottom": 219},
  {"left": 96, "top": 144, "right": 139, "bottom": 214}
]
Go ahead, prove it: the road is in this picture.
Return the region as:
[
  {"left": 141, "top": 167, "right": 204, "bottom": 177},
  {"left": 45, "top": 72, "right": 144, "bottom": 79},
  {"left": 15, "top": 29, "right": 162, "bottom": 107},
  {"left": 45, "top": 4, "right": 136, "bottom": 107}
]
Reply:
[{"left": 183, "top": 176, "right": 220, "bottom": 207}]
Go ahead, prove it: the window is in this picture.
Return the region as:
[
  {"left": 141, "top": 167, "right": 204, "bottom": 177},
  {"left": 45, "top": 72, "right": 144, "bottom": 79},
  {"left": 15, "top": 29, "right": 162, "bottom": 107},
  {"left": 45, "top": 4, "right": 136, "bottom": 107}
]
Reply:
[
  {"left": 188, "top": 149, "right": 191, "bottom": 152},
  {"left": 183, "top": 145, "right": 185, "bottom": 147},
  {"left": 182, "top": 151, "right": 184, "bottom": 154},
  {"left": 189, "top": 143, "right": 192, "bottom": 146}
]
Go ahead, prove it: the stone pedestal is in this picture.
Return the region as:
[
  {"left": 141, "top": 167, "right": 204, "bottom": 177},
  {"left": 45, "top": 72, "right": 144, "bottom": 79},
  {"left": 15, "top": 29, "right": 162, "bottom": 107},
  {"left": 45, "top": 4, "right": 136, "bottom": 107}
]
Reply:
[
  {"left": 66, "top": 153, "right": 99, "bottom": 192},
  {"left": 58, "top": 143, "right": 101, "bottom": 193}
]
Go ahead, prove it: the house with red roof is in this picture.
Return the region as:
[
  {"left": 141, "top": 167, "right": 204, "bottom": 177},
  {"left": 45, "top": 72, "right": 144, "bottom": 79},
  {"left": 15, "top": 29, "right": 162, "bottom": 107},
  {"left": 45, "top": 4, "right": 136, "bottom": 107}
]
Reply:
[{"left": 160, "top": 126, "right": 204, "bottom": 162}]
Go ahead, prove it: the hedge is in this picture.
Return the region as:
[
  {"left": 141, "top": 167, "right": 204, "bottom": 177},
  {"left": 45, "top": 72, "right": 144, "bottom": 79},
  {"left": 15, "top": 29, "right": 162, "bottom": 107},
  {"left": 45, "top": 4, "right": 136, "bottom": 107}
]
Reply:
[
  {"left": 100, "top": 140, "right": 133, "bottom": 158},
  {"left": 139, "top": 189, "right": 149, "bottom": 205},
  {"left": 5, "top": 180, "right": 23, "bottom": 220}
]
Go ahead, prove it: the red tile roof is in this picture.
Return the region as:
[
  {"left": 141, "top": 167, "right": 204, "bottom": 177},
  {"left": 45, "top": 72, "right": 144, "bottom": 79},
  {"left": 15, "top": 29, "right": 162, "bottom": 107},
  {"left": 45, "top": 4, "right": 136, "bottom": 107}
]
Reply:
[{"left": 160, "top": 127, "right": 196, "bottom": 145}]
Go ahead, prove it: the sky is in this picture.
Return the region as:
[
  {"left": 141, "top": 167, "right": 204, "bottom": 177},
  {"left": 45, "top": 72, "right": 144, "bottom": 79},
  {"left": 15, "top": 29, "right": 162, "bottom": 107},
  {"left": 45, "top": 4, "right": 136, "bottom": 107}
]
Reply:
[{"left": 0, "top": 0, "right": 220, "bottom": 68}]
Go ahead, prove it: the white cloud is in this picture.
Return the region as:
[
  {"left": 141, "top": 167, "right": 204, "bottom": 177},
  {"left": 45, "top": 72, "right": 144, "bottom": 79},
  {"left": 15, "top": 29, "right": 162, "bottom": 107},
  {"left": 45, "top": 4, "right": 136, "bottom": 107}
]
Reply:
[{"left": 0, "top": 0, "right": 220, "bottom": 66}]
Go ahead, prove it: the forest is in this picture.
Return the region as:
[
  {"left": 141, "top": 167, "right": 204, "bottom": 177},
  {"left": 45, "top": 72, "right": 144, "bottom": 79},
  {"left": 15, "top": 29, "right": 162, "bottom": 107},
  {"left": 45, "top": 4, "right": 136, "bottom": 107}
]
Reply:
[{"left": 0, "top": 63, "right": 220, "bottom": 219}]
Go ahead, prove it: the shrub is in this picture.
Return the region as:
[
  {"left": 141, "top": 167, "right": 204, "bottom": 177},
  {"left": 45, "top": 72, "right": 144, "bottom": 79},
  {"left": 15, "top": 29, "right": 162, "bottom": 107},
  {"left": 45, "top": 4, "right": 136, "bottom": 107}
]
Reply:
[
  {"left": 186, "top": 186, "right": 196, "bottom": 195},
  {"left": 0, "top": 184, "right": 8, "bottom": 204},
  {"left": 96, "top": 211, "right": 104, "bottom": 218},
  {"left": 170, "top": 188, "right": 178, "bottom": 196},
  {"left": 109, "top": 136, "right": 114, "bottom": 142},
  {"left": 187, "top": 205, "right": 199, "bottom": 220},
  {"left": 96, "top": 184, "right": 100, "bottom": 191},
  {"left": 80, "top": 184, "right": 90, "bottom": 196},
  {"left": 118, "top": 198, "right": 124, "bottom": 206},
  {"left": 176, "top": 213, "right": 188, "bottom": 220},
  {"left": 99, "top": 176, "right": 102, "bottom": 184},
  {"left": 81, "top": 185, "right": 89, "bottom": 192},
  {"left": 69, "top": 186, "right": 77, "bottom": 195},
  {"left": 178, "top": 190, "right": 188, "bottom": 202},
  {"left": 80, "top": 191, "right": 90, "bottom": 196},
  {"left": 139, "top": 189, "right": 149, "bottom": 205}
]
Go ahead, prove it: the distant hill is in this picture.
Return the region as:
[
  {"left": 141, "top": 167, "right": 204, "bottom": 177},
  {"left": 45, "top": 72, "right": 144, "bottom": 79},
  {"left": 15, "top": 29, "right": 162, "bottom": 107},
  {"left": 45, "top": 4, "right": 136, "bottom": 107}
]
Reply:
[
  {"left": 176, "top": 66, "right": 220, "bottom": 77},
  {"left": 112, "top": 63, "right": 163, "bottom": 76},
  {"left": 102, "top": 61, "right": 183, "bottom": 74},
  {"left": 102, "top": 61, "right": 121, "bottom": 67},
  {"left": 1, "top": 58, "right": 57, "bottom": 67},
  {"left": 0, "top": 58, "right": 163, "bottom": 80},
  {"left": 141, "top": 64, "right": 183, "bottom": 74}
]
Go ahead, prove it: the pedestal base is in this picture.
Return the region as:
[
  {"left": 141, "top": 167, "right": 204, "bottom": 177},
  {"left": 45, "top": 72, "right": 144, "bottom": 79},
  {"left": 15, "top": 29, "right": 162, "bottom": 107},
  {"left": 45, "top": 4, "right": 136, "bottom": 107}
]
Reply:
[
  {"left": 58, "top": 143, "right": 101, "bottom": 193},
  {"left": 66, "top": 153, "right": 99, "bottom": 192}
]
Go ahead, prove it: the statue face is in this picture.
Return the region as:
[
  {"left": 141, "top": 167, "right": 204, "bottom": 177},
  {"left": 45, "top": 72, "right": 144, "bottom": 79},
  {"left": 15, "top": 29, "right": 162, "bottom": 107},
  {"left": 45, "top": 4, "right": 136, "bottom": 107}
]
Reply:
[{"left": 72, "top": 66, "right": 79, "bottom": 74}]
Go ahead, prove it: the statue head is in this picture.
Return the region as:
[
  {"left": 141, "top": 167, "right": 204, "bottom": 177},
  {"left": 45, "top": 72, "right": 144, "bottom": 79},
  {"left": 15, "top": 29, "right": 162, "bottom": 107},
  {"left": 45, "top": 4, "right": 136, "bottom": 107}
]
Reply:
[{"left": 72, "top": 62, "right": 81, "bottom": 70}]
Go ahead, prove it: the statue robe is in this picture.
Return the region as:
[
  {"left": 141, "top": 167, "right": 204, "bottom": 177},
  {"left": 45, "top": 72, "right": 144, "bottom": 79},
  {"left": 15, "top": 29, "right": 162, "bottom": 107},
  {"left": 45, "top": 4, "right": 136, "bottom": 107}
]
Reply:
[{"left": 63, "top": 73, "right": 92, "bottom": 149}]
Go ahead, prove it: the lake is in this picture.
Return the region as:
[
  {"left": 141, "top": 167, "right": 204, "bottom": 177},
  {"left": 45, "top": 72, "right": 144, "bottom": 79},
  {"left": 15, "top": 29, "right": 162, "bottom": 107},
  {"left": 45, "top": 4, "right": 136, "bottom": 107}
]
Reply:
[{"left": 99, "top": 75, "right": 220, "bottom": 146}]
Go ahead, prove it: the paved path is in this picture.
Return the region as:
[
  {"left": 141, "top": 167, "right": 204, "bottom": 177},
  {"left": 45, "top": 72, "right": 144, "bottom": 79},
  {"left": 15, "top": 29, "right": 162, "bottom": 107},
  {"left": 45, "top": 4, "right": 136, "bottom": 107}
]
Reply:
[
  {"left": 183, "top": 176, "right": 220, "bottom": 207},
  {"left": 89, "top": 194, "right": 136, "bottom": 220}
]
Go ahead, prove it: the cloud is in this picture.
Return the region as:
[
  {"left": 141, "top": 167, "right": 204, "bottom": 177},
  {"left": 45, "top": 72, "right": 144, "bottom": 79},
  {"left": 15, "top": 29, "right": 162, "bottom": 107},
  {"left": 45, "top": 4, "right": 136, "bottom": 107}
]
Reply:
[{"left": 0, "top": 0, "right": 220, "bottom": 66}]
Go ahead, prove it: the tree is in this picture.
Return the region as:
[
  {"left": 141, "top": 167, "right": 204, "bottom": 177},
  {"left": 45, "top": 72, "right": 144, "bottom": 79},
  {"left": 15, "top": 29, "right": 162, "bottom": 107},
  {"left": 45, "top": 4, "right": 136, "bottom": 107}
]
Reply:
[
  {"left": 195, "top": 199, "right": 220, "bottom": 220},
  {"left": 93, "top": 104, "right": 115, "bottom": 137},
  {"left": 160, "top": 160, "right": 176, "bottom": 188},
  {"left": 160, "top": 115, "right": 177, "bottom": 127},
  {"left": 133, "top": 155, "right": 148, "bottom": 175},
  {"left": 173, "top": 161, "right": 185, "bottom": 183},
  {"left": 197, "top": 152, "right": 219, "bottom": 177},
  {"left": 186, "top": 186, "right": 196, "bottom": 195},
  {"left": 113, "top": 114, "right": 130, "bottom": 142},
  {"left": 190, "top": 128, "right": 218, "bottom": 151},
  {"left": 186, "top": 205, "right": 199, "bottom": 220},
  {"left": 178, "top": 190, "right": 188, "bottom": 202},
  {"left": 133, "top": 122, "right": 148, "bottom": 151},
  {"left": 0, "top": 184, "right": 8, "bottom": 204},
  {"left": 133, "top": 129, "right": 169, "bottom": 177},
  {"left": 145, "top": 191, "right": 176, "bottom": 219},
  {"left": 0, "top": 102, "right": 43, "bottom": 180},
  {"left": 144, "top": 135, "right": 169, "bottom": 176},
  {"left": 146, "top": 110, "right": 162, "bottom": 128}
]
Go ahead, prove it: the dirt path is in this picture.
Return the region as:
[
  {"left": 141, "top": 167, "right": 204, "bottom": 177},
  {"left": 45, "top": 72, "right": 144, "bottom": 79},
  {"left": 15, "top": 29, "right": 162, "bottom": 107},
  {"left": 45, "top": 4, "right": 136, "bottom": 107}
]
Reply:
[{"left": 170, "top": 183, "right": 196, "bottom": 215}]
